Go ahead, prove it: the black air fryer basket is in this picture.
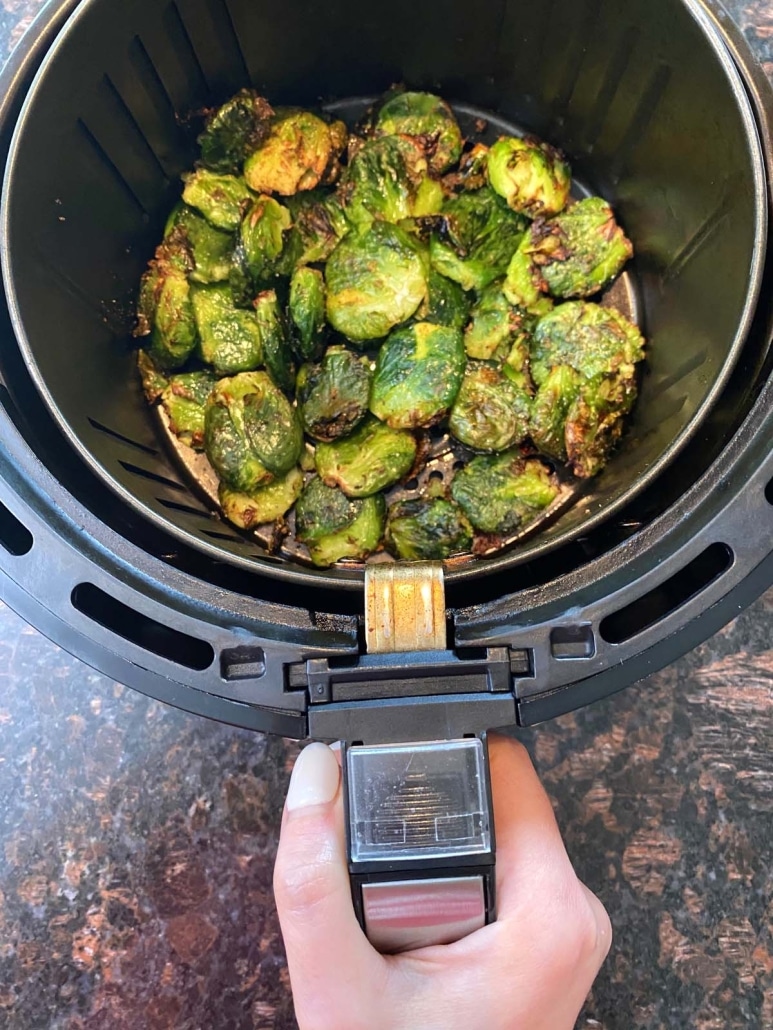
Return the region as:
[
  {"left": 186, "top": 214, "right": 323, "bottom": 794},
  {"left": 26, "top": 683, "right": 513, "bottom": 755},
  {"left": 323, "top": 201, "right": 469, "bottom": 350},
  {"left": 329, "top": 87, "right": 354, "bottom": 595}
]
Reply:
[{"left": 1, "top": 0, "right": 773, "bottom": 944}]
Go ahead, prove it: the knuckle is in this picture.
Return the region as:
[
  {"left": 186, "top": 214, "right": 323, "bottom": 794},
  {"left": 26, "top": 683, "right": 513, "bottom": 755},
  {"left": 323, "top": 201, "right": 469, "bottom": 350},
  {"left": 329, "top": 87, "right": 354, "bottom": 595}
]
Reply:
[
  {"left": 563, "top": 886, "right": 610, "bottom": 966},
  {"left": 273, "top": 858, "right": 331, "bottom": 919}
]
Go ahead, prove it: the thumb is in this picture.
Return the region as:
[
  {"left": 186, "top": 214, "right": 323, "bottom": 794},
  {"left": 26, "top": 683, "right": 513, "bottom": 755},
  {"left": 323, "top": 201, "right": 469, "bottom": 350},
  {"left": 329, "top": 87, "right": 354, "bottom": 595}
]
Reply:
[{"left": 273, "top": 744, "right": 386, "bottom": 1026}]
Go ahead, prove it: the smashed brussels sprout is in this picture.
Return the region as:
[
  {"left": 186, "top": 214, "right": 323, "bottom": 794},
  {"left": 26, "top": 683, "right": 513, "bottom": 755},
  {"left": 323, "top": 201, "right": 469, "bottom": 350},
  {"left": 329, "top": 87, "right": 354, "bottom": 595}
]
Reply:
[
  {"left": 192, "top": 284, "right": 263, "bottom": 374},
  {"left": 316, "top": 417, "right": 417, "bottom": 497},
  {"left": 164, "top": 204, "right": 233, "bottom": 284},
  {"left": 289, "top": 267, "right": 327, "bottom": 361},
  {"left": 182, "top": 170, "right": 252, "bottom": 231},
  {"left": 509, "top": 197, "right": 634, "bottom": 302},
  {"left": 136, "top": 88, "right": 644, "bottom": 564},
  {"left": 375, "top": 91, "right": 463, "bottom": 174},
  {"left": 296, "top": 346, "right": 372, "bottom": 442},
  {"left": 198, "top": 90, "right": 274, "bottom": 175},
  {"left": 205, "top": 372, "right": 302, "bottom": 492},
  {"left": 296, "top": 478, "right": 385, "bottom": 566},
  {"left": 161, "top": 371, "right": 216, "bottom": 450},
  {"left": 136, "top": 245, "right": 198, "bottom": 370},
  {"left": 244, "top": 111, "right": 342, "bottom": 196},
  {"left": 254, "top": 290, "right": 295, "bottom": 393},
  {"left": 429, "top": 186, "right": 528, "bottom": 292},
  {"left": 451, "top": 453, "right": 559, "bottom": 535},
  {"left": 370, "top": 322, "right": 466, "bottom": 429},
  {"left": 386, "top": 498, "right": 473, "bottom": 561},
  {"left": 325, "top": 222, "right": 427, "bottom": 343},
  {"left": 487, "top": 136, "right": 571, "bottom": 218},
  {"left": 219, "top": 467, "right": 304, "bottom": 529},
  {"left": 449, "top": 361, "right": 531, "bottom": 452},
  {"left": 464, "top": 282, "right": 535, "bottom": 361}
]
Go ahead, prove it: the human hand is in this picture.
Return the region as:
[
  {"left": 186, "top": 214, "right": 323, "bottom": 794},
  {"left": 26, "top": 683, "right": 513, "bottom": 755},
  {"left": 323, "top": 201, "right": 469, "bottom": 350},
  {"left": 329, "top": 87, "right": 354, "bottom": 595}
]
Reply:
[{"left": 273, "top": 735, "right": 612, "bottom": 1030}]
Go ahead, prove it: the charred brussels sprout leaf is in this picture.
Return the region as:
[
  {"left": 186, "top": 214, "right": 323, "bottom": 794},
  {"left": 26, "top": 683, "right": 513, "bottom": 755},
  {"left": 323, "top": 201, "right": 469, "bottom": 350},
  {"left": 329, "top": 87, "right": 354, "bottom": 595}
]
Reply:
[
  {"left": 198, "top": 90, "right": 274, "bottom": 174},
  {"left": 137, "top": 350, "right": 169, "bottom": 403},
  {"left": 279, "top": 190, "right": 349, "bottom": 272},
  {"left": 325, "top": 222, "right": 427, "bottom": 343},
  {"left": 315, "top": 416, "right": 417, "bottom": 498},
  {"left": 136, "top": 245, "right": 198, "bottom": 371},
  {"left": 182, "top": 170, "right": 252, "bottom": 231},
  {"left": 297, "top": 346, "right": 372, "bottom": 442},
  {"left": 289, "top": 267, "right": 327, "bottom": 361},
  {"left": 503, "top": 244, "right": 555, "bottom": 316},
  {"left": 219, "top": 466, "right": 304, "bottom": 529},
  {"left": 429, "top": 187, "right": 528, "bottom": 292},
  {"left": 254, "top": 290, "right": 295, "bottom": 393},
  {"left": 386, "top": 497, "right": 473, "bottom": 561},
  {"left": 238, "top": 196, "right": 292, "bottom": 285},
  {"left": 451, "top": 452, "right": 558, "bottom": 535},
  {"left": 296, "top": 478, "right": 385, "bottom": 567},
  {"left": 449, "top": 361, "right": 531, "bottom": 452},
  {"left": 375, "top": 91, "right": 463, "bottom": 174},
  {"left": 442, "top": 143, "right": 490, "bottom": 194},
  {"left": 342, "top": 136, "right": 434, "bottom": 228},
  {"left": 529, "top": 365, "right": 583, "bottom": 461},
  {"left": 465, "top": 282, "right": 535, "bottom": 361},
  {"left": 161, "top": 371, "right": 217, "bottom": 450},
  {"left": 487, "top": 136, "right": 571, "bottom": 218},
  {"left": 420, "top": 270, "right": 472, "bottom": 329},
  {"left": 244, "top": 111, "right": 341, "bottom": 196},
  {"left": 531, "top": 301, "right": 645, "bottom": 385},
  {"left": 370, "top": 322, "right": 466, "bottom": 429},
  {"left": 205, "top": 372, "right": 302, "bottom": 492},
  {"left": 192, "top": 284, "right": 263, "bottom": 374},
  {"left": 513, "top": 197, "right": 634, "bottom": 301},
  {"left": 164, "top": 204, "right": 234, "bottom": 284}
]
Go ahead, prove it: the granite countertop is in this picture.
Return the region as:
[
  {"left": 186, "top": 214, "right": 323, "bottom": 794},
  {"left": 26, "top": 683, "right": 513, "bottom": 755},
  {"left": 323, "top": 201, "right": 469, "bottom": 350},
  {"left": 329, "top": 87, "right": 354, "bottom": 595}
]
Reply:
[{"left": 0, "top": 2, "right": 772, "bottom": 1028}]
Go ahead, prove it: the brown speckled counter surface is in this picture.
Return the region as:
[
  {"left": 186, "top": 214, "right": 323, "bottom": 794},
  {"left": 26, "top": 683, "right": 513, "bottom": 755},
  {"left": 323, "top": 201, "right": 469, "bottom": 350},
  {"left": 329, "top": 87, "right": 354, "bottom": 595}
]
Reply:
[{"left": 0, "top": 2, "right": 772, "bottom": 1028}]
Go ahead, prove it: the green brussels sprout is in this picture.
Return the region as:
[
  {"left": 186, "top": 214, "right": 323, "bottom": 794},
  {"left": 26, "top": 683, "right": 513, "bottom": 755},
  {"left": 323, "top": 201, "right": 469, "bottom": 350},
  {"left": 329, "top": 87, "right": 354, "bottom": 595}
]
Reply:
[
  {"left": 386, "top": 497, "right": 473, "bottom": 561},
  {"left": 341, "top": 135, "right": 434, "bottom": 228},
  {"left": 325, "top": 222, "right": 427, "bottom": 343},
  {"left": 198, "top": 90, "right": 274, "bottom": 175},
  {"left": 254, "top": 290, "right": 295, "bottom": 393},
  {"left": 136, "top": 244, "right": 198, "bottom": 371},
  {"left": 412, "top": 177, "right": 445, "bottom": 218},
  {"left": 205, "top": 372, "right": 303, "bottom": 492},
  {"left": 564, "top": 373, "right": 639, "bottom": 479},
  {"left": 451, "top": 452, "right": 559, "bottom": 535},
  {"left": 182, "top": 169, "right": 252, "bottom": 231},
  {"left": 244, "top": 111, "right": 341, "bottom": 196},
  {"left": 161, "top": 371, "right": 217, "bottom": 450},
  {"left": 238, "top": 195, "right": 292, "bottom": 283},
  {"left": 219, "top": 467, "right": 304, "bottom": 529},
  {"left": 296, "top": 478, "right": 386, "bottom": 567},
  {"left": 279, "top": 190, "right": 350, "bottom": 272},
  {"left": 370, "top": 322, "right": 466, "bottom": 429},
  {"left": 296, "top": 346, "right": 372, "bottom": 442},
  {"left": 449, "top": 361, "right": 531, "bottom": 452},
  {"left": 137, "top": 349, "right": 169, "bottom": 404},
  {"left": 419, "top": 269, "right": 472, "bottom": 329},
  {"left": 164, "top": 204, "right": 234, "bottom": 284},
  {"left": 508, "top": 197, "right": 634, "bottom": 303},
  {"left": 529, "top": 365, "right": 583, "bottom": 461},
  {"left": 315, "top": 416, "right": 417, "bottom": 498},
  {"left": 192, "top": 284, "right": 263, "bottom": 374},
  {"left": 429, "top": 187, "right": 528, "bottom": 292},
  {"left": 502, "top": 245, "right": 555, "bottom": 316},
  {"left": 464, "top": 282, "right": 535, "bottom": 361},
  {"left": 531, "top": 301, "right": 646, "bottom": 386},
  {"left": 289, "top": 267, "right": 327, "bottom": 361},
  {"left": 502, "top": 336, "right": 534, "bottom": 394},
  {"left": 487, "top": 136, "right": 571, "bottom": 218},
  {"left": 375, "top": 91, "right": 463, "bottom": 174}
]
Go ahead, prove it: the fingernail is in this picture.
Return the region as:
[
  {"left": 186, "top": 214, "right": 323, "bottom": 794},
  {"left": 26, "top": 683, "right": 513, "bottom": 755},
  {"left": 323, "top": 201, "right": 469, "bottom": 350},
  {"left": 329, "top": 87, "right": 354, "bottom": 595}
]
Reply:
[{"left": 286, "top": 742, "right": 341, "bottom": 812}]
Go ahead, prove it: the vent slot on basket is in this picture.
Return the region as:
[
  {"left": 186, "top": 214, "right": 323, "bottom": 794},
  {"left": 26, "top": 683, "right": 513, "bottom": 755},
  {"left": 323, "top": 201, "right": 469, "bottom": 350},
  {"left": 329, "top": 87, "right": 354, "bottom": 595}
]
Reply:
[
  {"left": 0, "top": 502, "right": 33, "bottom": 557},
  {"left": 599, "top": 542, "right": 732, "bottom": 645},
  {"left": 72, "top": 582, "right": 214, "bottom": 669}
]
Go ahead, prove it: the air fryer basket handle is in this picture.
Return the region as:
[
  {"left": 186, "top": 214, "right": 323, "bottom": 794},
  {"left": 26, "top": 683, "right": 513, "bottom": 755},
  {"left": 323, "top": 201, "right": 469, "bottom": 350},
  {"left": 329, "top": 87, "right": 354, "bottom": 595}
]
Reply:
[{"left": 335, "top": 565, "right": 497, "bottom": 953}]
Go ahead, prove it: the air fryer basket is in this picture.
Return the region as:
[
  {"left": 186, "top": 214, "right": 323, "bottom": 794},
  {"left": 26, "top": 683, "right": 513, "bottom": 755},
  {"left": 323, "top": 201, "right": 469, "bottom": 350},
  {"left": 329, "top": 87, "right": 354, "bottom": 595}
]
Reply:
[
  {"left": 2, "top": 0, "right": 767, "bottom": 591},
  {"left": 0, "top": 0, "right": 772, "bottom": 743}
]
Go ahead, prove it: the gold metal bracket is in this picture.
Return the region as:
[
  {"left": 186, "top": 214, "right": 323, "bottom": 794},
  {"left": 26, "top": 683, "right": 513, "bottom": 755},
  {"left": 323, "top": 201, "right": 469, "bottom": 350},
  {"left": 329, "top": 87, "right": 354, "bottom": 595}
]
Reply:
[{"left": 365, "top": 562, "right": 447, "bottom": 654}]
